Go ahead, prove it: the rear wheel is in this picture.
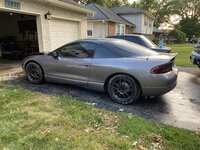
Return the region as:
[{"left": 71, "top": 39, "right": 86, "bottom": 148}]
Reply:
[
  {"left": 25, "top": 62, "right": 44, "bottom": 84},
  {"left": 107, "top": 74, "right": 140, "bottom": 104}
]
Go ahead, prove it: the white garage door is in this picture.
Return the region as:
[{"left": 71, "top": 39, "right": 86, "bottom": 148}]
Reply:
[{"left": 51, "top": 18, "right": 79, "bottom": 50}]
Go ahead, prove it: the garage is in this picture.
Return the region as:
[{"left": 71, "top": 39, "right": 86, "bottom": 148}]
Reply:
[
  {"left": 0, "top": 11, "right": 39, "bottom": 60},
  {"left": 51, "top": 18, "right": 80, "bottom": 50},
  {"left": 0, "top": 0, "right": 94, "bottom": 76},
  {"left": 0, "top": 0, "right": 94, "bottom": 55}
]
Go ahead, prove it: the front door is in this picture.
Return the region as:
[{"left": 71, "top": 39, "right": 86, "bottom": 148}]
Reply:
[{"left": 45, "top": 42, "right": 96, "bottom": 85}]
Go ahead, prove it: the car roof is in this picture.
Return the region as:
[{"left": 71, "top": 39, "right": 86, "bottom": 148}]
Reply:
[
  {"left": 74, "top": 38, "right": 124, "bottom": 44},
  {"left": 107, "top": 34, "right": 143, "bottom": 38}
]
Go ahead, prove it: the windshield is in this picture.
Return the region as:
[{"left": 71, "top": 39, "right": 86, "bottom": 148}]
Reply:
[
  {"left": 109, "top": 39, "right": 158, "bottom": 56},
  {"left": 140, "top": 36, "right": 157, "bottom": 48}
]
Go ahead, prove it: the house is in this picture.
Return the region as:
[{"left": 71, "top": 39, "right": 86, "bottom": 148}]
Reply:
[
  {"left": 86, "top": 3, "right": 135, "bottom": 38},
  {"left": 153, "top": 27, "right": 164, "bottom": 39},
  {"left": 0, "top": 0, "right": 94, "bottom": 60},
  {"left": 110, "top": 6, "right": 155, "bottom": 36}
]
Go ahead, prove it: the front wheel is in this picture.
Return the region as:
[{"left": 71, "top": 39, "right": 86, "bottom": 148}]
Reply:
[
  {"left": 25, "top": 62, "right": 44, "bottom": 84},
  {"left": 107, "top": 74, "right": 140, "bottom": 104}
]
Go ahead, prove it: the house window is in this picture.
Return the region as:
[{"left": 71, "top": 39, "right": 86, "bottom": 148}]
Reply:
[
  {"left": 116, "top": 24, "right": 120, "bottom": 35},
  {"left": 149, "top": 20, "right": 152, "bottom": 27},
  {"left": 116, "top": 24, "right": 125, "bottom": 35},
  {"left": 87, "top": 30, "right": 93, "bottom": 37},
  {"left": 87, "top": 23, "right": 93, "bottom": 37},
  {"left": 144, "top": 16, "right": 148, "bottom": 26},
  {"left": 121, "top": 25, "right": 125, "bottom": 35}
]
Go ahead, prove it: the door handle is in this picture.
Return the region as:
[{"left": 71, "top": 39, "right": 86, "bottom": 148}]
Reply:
[{"left": 83, "top": 64, "right": 90, "bottom": 67}]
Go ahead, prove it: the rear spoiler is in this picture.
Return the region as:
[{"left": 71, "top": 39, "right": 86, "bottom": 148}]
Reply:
[{"left": 169, "top": 53, "right": 178, "bottom": 62}]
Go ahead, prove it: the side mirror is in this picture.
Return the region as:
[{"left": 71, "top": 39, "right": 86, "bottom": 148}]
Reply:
[{"left": 52, "top": 51, "right": 58, "bottom": 58}]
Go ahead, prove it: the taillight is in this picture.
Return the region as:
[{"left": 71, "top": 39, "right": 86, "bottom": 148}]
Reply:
[{"left": 151, "top": 61, "right": 173, "bottom": 74}]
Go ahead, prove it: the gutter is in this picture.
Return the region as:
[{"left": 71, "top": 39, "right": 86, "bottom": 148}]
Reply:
[
  {"left": 88, "top": 19, "right": 135, "bottom": 27},
  {"left": 34, "top": 0, "right": 95, "bottom": 15},
  {"left": 117, "top": 12, "right": 155, "bottom": 20}
]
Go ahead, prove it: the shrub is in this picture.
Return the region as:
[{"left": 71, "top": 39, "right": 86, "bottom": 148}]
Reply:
[
  {"left": 168, "top": 29, "right": 186, "bottom": 43},
  {"left": 152, "top": 38, "right": 159, "bottom": 45}
]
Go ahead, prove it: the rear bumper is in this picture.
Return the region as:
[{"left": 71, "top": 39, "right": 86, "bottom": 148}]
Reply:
[
  {"left": 142, "top": 66, "right": 178, "bottom": 96},
  {"left": 142, "top": 81, "right": 177, "bottom": 96}
]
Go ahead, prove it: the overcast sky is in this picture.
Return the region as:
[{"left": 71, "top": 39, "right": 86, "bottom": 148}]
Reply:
[{"left": 128, "top": 0, "right": 139, "bottom": 3}]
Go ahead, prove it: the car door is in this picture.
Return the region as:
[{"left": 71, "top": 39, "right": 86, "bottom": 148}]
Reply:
[
  {"left": 45, "top": 42, "right": 96, "bottom": 85},
  {"left": 89, "top": 44, "right": 122, "bottom": 87}
]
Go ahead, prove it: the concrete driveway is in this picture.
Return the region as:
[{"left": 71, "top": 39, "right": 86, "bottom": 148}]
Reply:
[
  {"left": 6, "top": 67, "right": 200, "bottom": 131},
  {"left": 0, "top": 59, "right": 22, "bottom": 80}
]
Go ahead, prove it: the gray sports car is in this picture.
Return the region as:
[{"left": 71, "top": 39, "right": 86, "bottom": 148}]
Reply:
[{"left": 22, "top": 39, "right": 178, "bottom": 104}]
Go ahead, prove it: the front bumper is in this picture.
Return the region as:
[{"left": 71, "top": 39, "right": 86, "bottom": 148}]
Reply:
[{"left": 190, "top": 51, "right": 200, "bottom": 66}]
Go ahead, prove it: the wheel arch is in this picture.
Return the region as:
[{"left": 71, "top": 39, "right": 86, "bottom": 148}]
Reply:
[
  {"left": 24, "top": 60, "right": 45, "bottom": 78},
  {"left": 104, "top": 72, "right": 143, "bottom": 94}
]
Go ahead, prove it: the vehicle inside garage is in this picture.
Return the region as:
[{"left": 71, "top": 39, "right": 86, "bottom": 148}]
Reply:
[{"left": 0, "top": 11, "right": 39, "bottom": 60}]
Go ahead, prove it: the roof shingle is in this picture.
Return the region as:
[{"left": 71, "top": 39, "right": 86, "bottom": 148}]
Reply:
[
  {"left": 86, "top": 3, "right": 135, "bottom": 26},
  {"left": 110, "top": 6, "right": 155, "bottom": 19}
]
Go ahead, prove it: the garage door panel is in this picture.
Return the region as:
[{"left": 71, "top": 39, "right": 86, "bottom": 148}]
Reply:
[{"left": 51, "top": 18, "right": 79, "bottom": 50}]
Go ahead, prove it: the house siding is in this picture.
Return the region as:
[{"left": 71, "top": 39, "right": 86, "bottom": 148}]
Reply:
[
  {"left": 120, "top": 13, "right": 153, "bottom": 35},
  {"left": 89, "top": 21, "right": 108, "bottom": 38},
  {"left": 0, "top": 0, "right": 88, "bottom": 52},
  {"left": 121, "top": 13, "right": 142, "bottom": 34},
  {"left": 141, "top": 13, "right": 154, "bottom": 35}
]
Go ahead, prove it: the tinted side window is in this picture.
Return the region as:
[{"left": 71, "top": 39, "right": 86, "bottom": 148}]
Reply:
[
  {"left": 108, "top": 36, "right": 125, "bottom": 40},
  {"left": 137, "top": 37, "right": 148, "bottom": 47},
  {"left": 109, "top": 40, "right": 157, "bottom": 56},
  {"left": 58, "top": 42, "right": 96, "bottom": 58},
  {"left": 124, "top": 36, "right": 141, "bottom": 45},
  {"left": 95, "top": 45, "right": 120, "bottom": 58}
]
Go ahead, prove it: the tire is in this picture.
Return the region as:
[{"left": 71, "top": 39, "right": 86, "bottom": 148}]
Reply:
[
  {"left": 25, "top": 62, "right": 44, "bottom": 84},
  {"left": 107, "top": 74, "right": 140, "bottom": 104}
]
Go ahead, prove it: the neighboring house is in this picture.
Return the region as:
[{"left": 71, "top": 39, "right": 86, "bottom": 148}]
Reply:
[
  {"left": 153, "top": 27, "right": 164, "bottom": 39},
  {"left": 86, "top": 3, "right": 135, "bottom": 38},
  {"left": 110, "top": 6, "right": 155, "bottom": 36},
  {"left": 0, "top": 0, "right": 94, "bottom": 57}
]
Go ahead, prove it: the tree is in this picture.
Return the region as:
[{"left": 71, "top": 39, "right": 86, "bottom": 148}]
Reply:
[
  {"left": 176, "top": 17, "right": 200, "bottom": 39},
  {"left": 130, "top": 0, "right": 170, "bottom": 27},
  {"left": 169, "top": 29, "right": 186, "bottom": 43},
  {"left": 164, "top": 0, "right": 200, "bottom": 38},
  {"left": 105, "top": 0, "right": 129, "bottom": 8},
  {"left": 164, "top": 0, "right": 200, "bottom": 20},
  {"left": 74, "top": 0, "right": 129, "bottom": 8},
  {"left": 135, "top": 0, "right": 200, "bottom": 37}
]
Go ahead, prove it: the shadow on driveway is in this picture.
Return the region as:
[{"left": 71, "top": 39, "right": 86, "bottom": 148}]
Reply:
[
  {"left": 8, "top": 77, "right": 169, "bottom": 121},
  {"left": 4, "top": 68, "right": 200, "bottom": 131}
]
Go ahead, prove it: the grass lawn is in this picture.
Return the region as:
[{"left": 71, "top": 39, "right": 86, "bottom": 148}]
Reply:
[
  {"left": 167, "top": 43, "right": 196, "bottom": 67},
  {"left": 0, "top": 82, "right": 199, "bottom": 150}
]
